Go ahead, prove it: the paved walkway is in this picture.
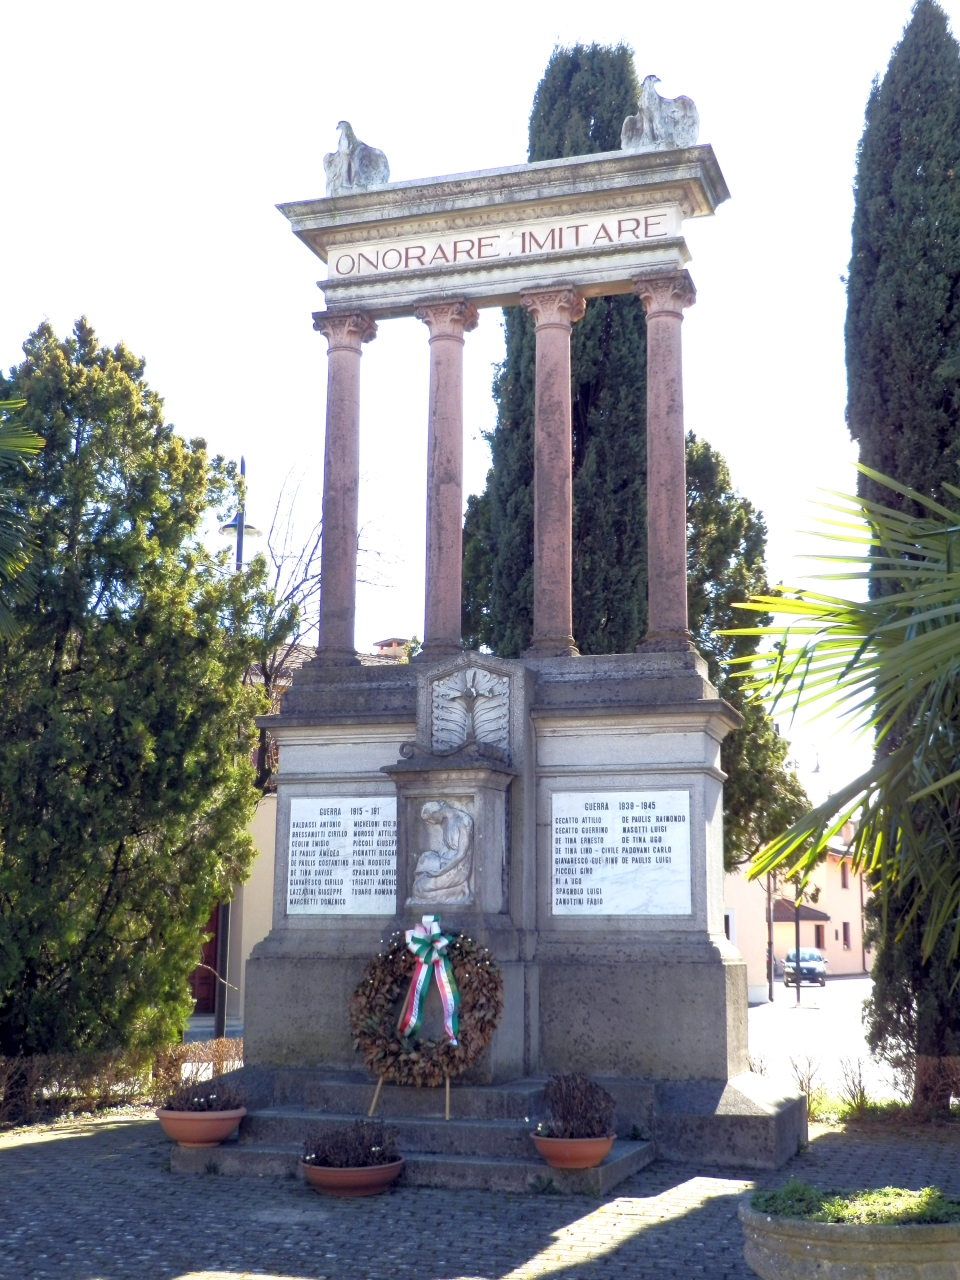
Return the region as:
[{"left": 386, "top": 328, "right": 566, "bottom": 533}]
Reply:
[{"left": 1, "top": 1111, "right": 958, "bottom": 1280}]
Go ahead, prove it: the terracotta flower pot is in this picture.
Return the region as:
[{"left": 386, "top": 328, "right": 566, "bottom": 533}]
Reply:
[
  {"left": 532, "top": 1134, "right": 615, "bottom": 1170},
  {"left": 300, "top": 1158, "right": 405, "bottom": 1198},
  {"left": 156, "top": 1107, "right": 247, "bottom": 1148}
]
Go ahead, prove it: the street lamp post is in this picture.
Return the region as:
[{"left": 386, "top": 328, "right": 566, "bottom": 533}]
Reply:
[{"left": 213, "top": 456, "right": 261, "bottom": 1041}]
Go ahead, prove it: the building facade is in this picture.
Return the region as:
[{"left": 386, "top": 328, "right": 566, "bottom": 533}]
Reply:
[{"left": 723, "top": 838, "right": 870, "bottom": 1003}]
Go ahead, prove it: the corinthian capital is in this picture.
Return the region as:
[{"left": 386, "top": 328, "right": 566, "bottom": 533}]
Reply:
[
  {"left": 633, "top": 271, "right": 697, "bottom": 317},
  {"left": 414, "top": 299, "right": 480, "bottom": 341},
  {"left": 312, "top": 310, "right": 378, "bottom": 351},
  {"left": 520, "top": 287, "right": 587, "bottom": 331}
]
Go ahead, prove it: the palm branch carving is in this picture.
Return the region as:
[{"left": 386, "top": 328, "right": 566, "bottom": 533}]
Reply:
[{"left": 432, "top": 667, "right": 509, "bottom": 753}]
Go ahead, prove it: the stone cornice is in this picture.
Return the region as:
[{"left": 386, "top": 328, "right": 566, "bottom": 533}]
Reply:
[
  {"left": 280, "top": 145, "right": 727, "bottom": 319},
  {"left": 277, "top": 144, "right": 729, "bottom": 248}
]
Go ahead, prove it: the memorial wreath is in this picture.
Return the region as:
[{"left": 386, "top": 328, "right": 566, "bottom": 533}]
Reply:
[{"left": 349, "top": 917, "right": 504, "bottom": 1088}]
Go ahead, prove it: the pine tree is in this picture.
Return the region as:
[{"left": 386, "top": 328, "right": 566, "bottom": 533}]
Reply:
[
  {"left": 462, "top": 45, "right": 806, "bottom": 865},
  {"left": 0, "top": 320, "right": 268, "bottom": 1056},
  {"left": 686, "top": 438, "right": 808, "bottom": 866},
  {"left": 847, "top": 0, "right": 960, "bottom": 511}
]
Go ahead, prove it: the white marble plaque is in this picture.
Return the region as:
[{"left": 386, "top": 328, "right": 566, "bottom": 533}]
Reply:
[
  {"left": 287, "top": 797, "right": 397, "bottom": 915},
  {"left": 551, "top": 791, "right": 691, "bottom": 915}
]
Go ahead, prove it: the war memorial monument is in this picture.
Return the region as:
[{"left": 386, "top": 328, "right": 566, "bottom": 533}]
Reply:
[{"left": 189, "top": 80, "right": 806, "bottom": 1190}]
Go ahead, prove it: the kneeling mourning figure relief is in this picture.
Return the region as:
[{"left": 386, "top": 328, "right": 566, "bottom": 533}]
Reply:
[{"left": 408, "top": 800, "right": 474, "bottom": 907}]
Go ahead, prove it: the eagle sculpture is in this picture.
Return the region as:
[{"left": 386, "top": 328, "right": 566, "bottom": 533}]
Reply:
[
  {"left": 621, "top": 76, "right": 699, "bottom": 153},
  {"left": 323, "top": 121, "right": 390, "bottom": 196}
]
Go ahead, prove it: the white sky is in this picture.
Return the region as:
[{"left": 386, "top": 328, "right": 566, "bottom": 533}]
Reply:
[{"left": 2, "top": 0, "right": 948, "bottom": 799}]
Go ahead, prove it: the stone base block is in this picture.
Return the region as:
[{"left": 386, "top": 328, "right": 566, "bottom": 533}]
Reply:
[
  {"left": 245, "top": 952, "right": 524, "bottom": 1083},
  {"left": 245, "top": 952, "right": 364, "bottom": 1068},
  {"left": 655, "top": 1073, "right": 807, "bottom": 1169},
  {"left": 538, "top": 950, "right": 749, "bottom": 1080}
]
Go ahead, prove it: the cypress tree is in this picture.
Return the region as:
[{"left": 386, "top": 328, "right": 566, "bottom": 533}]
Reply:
[
  {"left": 463, "top": 45, "right": 807, "bottom": 866},
  {"left": 846, "top": 0, "right": 960, "bottom": 511},
  {"left": 462, "top": 43, "right": 645, "bottom": 656},
  {"left": 846, "top": 1, "right": 960, "bottom": 1105}
]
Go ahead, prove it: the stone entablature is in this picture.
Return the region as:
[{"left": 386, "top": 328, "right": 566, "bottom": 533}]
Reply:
[{"left": 278, "top": 145, "right": 728, "bottom": 317}]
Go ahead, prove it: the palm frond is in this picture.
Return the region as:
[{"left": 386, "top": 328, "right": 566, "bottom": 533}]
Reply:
[
  {"left": 0, "top": 398, "right": 43, "bottom": 461},
  {"left": 0, "top": 399, "right": 43, "bottom": 634},
  {"left": 722, "top": 468, "right": 960, "bottom": 961}
]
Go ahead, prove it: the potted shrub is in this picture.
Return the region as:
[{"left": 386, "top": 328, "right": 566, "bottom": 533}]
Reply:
[
  {"left": 300, "top": 1120, "right": 403, "bottom": 1197},
  {"left": 531, "top": 1073, "right": 616, "bottom": 1170},
  {"left": 156, "top": 1079, "right": 246, "bottom": 1148},
  {"left": 740, "top": 1178, "right": 960, "bottom": 1279}
]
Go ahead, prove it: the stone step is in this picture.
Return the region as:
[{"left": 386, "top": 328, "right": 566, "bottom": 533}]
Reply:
[
  {"left": 241, "top": 1108, "right": 539, "bottom": 1158},
  {"left": 171, "top": 1137, "right": 655, "bottom": 1195},
  {"left": 405, "top": 1142, "right": 654, "bottom": 1195},
  {"left": 258, "top": 1068, "right": 546, "bottom": 1121}
]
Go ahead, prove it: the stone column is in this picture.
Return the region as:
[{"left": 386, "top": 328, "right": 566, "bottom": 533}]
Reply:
[
  {"left": 520, "top": 287, "right": 586, "bottom": 658},
  {"left": 312, "top": 310, "right": 377, "bottom": 664},
  {"left": 634, "top": 271, "right": 697, "bottom": 651},
  {"left": 415, "top": 299, "right": 479, "bottom": 660}
]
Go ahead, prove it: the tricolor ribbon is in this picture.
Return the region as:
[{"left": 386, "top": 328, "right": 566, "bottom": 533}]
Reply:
[{"left": 398, "top": 915, "right": 460, "bottom": 1046}]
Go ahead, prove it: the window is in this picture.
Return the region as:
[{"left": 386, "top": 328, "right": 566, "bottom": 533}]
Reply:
[
  {"left": 815, "top": 924, "right": 825, "bottom": 950},
  {"left": 835, "top": 928, "right": 839, "bottom": 941},
  {"left": 842, "top": 922, "right": 851, "bottom": 950},
  {"left": 723, "top": 910, "right": 735, "bottom": 944},
  {"left": 840, "top": 860, "right": 849, "bottom": 889}
]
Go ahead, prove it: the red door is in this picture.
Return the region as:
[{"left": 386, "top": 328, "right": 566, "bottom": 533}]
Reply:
[{"left": 188, "top": 907, "right": 219, "bottom": 1014}]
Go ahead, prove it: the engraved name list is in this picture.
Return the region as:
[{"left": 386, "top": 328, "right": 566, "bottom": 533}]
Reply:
[
  {"left": 287, "top": 796, "right": 397, "bottom": 915},
  {"left": 552, "top": 790, "right": 691, "bottom": 916}
]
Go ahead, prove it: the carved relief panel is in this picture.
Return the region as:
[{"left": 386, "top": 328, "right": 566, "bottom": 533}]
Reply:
[
  {"left": 407, "top": 798, "right": 474, "bottom": 907},
  {"left": 431, "top": 667, "right": 509, "bottom": 755}
]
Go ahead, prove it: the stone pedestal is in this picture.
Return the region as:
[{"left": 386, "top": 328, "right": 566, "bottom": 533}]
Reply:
[
  {"left": 247, "top": 648, "right": 747, "bottom": 1079},
  {"left": 237, "top": 646, "right": 806, "bottom": 1171}
]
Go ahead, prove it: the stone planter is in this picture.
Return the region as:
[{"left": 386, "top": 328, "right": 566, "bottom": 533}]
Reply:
[
  {"left": 300, "top": 1159, "right": 404, "bottom": 1198},
  {"left": 531, "top": 1134, "right": 615, "bottom": 1170},
  {"left": 739, "top": 1201, "right": 960, "bottom": 1279},
  {"left": 156, "top": 1107, "right": 247, "bottom": 1148}
]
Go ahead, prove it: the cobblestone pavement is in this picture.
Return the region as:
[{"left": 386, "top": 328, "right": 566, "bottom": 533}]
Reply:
[{"left": 1, "top": 1112, "right": 959, "bottom": 1280}]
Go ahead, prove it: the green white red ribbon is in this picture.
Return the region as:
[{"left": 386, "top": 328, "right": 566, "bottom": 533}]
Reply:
[{"left": 398, "top": 915, "right": 460, "bottom": 1046}]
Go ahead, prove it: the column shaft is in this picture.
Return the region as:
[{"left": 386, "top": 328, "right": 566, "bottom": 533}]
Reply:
[
  {"left": 312, "top": 310, "right": 377, "bottom": 663},
  {"left": 415, "top": 300, "right": 478, "bottom": 659},
  {"left": 521, "top": 288, "right": 586, "bottom": 657},
  {"left": 634, "top": 272, "right": 696, "bottom": 650}
]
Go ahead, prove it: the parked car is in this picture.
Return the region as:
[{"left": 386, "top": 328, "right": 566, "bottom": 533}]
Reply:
[{"left": 783, "top": 948, "right": 827, "bottom": 987}]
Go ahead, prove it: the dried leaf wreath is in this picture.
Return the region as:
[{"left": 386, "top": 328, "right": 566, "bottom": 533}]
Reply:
[{"left": 349, "top": 933, "right": 504, "bottom": 1088}]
